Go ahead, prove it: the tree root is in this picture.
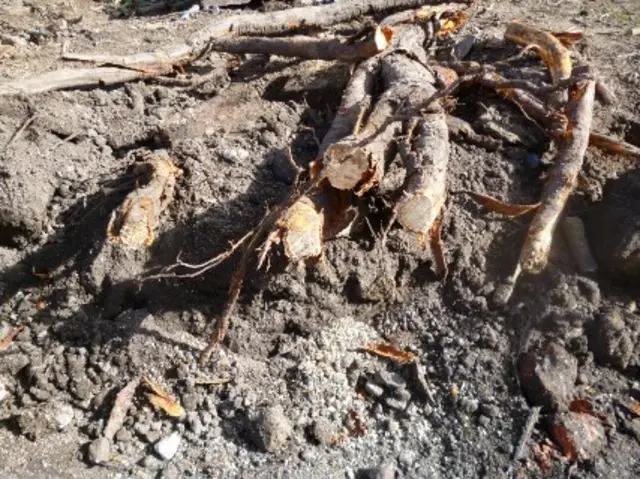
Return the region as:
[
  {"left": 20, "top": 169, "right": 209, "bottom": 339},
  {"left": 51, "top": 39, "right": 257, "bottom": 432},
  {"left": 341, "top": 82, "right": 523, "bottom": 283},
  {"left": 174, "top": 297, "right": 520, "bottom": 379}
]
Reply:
[{"left": 107, "top": 153, "right": 182, "bottom": 249}]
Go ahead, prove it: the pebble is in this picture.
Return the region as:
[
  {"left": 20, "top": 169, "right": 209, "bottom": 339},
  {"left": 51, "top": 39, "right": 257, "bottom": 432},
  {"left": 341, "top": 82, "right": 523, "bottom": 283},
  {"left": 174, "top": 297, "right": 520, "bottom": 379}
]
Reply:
[
  {"left": 252, "top": 405, "right": 292, "bottom": 452},
  {"left": 587, "top": 308, "right": 633, "bottom": 369},
  {"left": 364, "top": 381, "right": 384, "bottom": 398},
  {"left": 385, "top": 397, "right": 408, "bottom": 411},
  {"left": 87, "top": 437, "right": 111, "bottom": 465},
  {"left": 520, "top": 342, "right": 578, "bottom": 412},
  {"left": 366, "top": 461, "right": 396, "bottom": 479},
  {"left": 54, "top": 404, "right": 74, "bottom": 430},
  {"left": 0, "top": 381, "right": 6, "bottom": 403},
  {"left": 219, "top": 148, "right": 250, "bottom": 164},
  {"left": 154, "top": 431, "right": 181, "bottom": 461},
  {"left": 300, "top": 449, "right": 316, "bottom": 462},
  {"left": 479, "top": 403, "right": 500, "bottom": 418},
  {"left": 374, "top": 370, "right": 407, "bottom": 390},
  {"left": 459, "top": 397, "right": 479, "bottom": 415}
]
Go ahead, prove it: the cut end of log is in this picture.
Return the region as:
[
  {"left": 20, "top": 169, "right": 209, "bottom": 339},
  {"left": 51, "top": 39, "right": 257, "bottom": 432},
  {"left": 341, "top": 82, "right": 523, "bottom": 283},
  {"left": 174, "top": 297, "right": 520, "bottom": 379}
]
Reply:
[
  {"left": 396, "top": 194, "right": 442, "bottom": 234},
  {"left": 324, "top": 143, "right": 374, "bottom": 191},
  {"left": 281, "top": 196, "right": 324, "bottom": 262}
]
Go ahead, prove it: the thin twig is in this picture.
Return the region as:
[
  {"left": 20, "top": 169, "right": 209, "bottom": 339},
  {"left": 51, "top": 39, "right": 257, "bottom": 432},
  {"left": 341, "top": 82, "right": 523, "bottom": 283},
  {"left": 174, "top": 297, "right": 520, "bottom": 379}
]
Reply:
[
  {"left": 2, "top": 115, "right": 35, "bottom": 153},
  {"left": 508, "top": 405, "right": 542, "bottom": 478}
]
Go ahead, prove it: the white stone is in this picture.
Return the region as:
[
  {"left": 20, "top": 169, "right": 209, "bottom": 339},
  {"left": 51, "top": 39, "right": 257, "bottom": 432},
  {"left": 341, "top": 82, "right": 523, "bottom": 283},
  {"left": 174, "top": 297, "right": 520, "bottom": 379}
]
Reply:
[
  {"left": 0, "top": 382, "right": 6, "bottom": 403},
  {"left": 154, "top": 432, "right": 181, "bottom": 460},
  {"left": 54, "top": 404, "right": 74, "bottom": 430}
]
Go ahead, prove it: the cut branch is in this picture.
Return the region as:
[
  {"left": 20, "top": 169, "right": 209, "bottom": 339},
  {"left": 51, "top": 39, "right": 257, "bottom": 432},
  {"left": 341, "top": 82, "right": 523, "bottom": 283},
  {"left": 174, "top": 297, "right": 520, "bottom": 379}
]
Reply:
[{"left": 202, "top": 26, "right": 393, "bottom": 61}]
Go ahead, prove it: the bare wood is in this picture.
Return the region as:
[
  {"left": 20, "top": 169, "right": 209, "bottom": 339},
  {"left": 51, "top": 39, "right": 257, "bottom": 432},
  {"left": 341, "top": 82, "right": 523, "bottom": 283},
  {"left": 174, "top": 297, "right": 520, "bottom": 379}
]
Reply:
[
  {"left": 317, "top": 57, "right": 381, "bottom": 160},
  {"left": 190, "top": 0, "right": 471, "bottom": 43},
  {"left": 518, "top": 77, "right": 596, "bottom": 274},
  {"left": 0, "top": 66, "right": 173, "bottom": 96},
  {"left": 324, "top": 26, "right": 440, "bottom": 194},
  {"left": 505, "top": 21, "right": 572, "bottom": 85},
  {"left": 396, "top": 114, "right": 449, "bottom": 234},
  {"left": 107, "top": 154, "right": 182, "bottom": 249},
  {"left": 203, "top": 26, "right": 393, "bottom": 62},
  {"left": 589, "top": 132, "right": 640, "bottom": 160}
]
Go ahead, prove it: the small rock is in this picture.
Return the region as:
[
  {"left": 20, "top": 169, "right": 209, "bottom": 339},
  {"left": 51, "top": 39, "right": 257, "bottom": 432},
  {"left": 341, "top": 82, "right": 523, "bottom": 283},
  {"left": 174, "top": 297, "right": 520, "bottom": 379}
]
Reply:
[
  {"left": 252, "top": 405, "right": 292, "bottom": 452},
  {"left": 385, "top": 397, "right": 408, "bottom": 411},
  {"left": 300, "top": 449, "right": 316, "bottom": 462},
  {"left": 54, "top": 404, "right": 74, "bottom": 430},
  {"left": 549, "top": 412, "right": 606, "bottom": 461},
  {"left": 587, "top": 308, "right": 634, "bottom": 369},
  {"left": 398, "top": 450, "right": 416, "bottom": 468},
  {"left": 479, "top": 403, "right": 500, "bottom": 418},
  {"left": 374, "top": 370, "right": 407, "bottom": 390},
  {"left": 364, "top": 381, "right": 384, "bottom": 398},
  {"left": 0, "top": 381, "right": 6, "bottom": 403},
  {"left": 364, "top": 461, "right": 396, "bottom": 479},
  {"left": 87, "top": 437, "right": 111, "bottom": 465},
  {"left": 520, "top": 343, "right": 578, "bottom": 412},
  {"left": 154, "top": 431, "right": 181, "bottom": 460},
  {"left": 219, "top": 148, "right": 250, "bottom": 164},
  {"left": 311, "top": 418, "right": 337, "bottom": 446},
  {"left": 459, "top": 397, "right": 479, "bottom": 415}
]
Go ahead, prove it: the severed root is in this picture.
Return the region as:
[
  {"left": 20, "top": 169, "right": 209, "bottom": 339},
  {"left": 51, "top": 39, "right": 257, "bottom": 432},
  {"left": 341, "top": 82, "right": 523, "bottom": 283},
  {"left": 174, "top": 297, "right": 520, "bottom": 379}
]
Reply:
[
  {"left": 202, "top": 26, "right": 393, "bottom": 62},
  {"left": 505, "top": 21, "right": 572, "bottom": 86},
  {"left": 107, "top": 153, "right": 182, "bottom": 249},
  {"left": 518, "top": 75, "right": 596, "bottom": 275},
  {"left": 396, "top": 114, "right": 449, "bottom": 235},
  {"left": 460, "top": 191, "right": 540, "bottom": 217},
  {"left": 279, "top": 196, "right": 324, "bottom": 261},
  {"left": 589, "top": 132, "right": 640, "bottom": 161},
  {"left": 324, "top": 25, "right": 441, "bottom": 194}
]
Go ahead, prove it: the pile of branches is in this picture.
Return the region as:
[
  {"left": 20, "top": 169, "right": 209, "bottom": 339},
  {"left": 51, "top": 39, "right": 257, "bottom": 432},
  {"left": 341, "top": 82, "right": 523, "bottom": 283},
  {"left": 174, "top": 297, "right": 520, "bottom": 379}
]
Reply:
[{"left": 4, "top": 0, "right": 639, "bottom": 363}]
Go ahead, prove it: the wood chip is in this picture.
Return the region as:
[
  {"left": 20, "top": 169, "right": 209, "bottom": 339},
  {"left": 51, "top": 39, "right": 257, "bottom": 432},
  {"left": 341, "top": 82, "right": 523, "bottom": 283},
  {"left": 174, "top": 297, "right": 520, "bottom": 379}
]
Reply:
[
  {"left": 0, "top": 325, "right": 24, "bottom": 353},
  {"left": 142, "top": 377, "right": 185, "bottom": 418},
  {"left": 360, "top": 343, "right": 418, "bottom": 364}
]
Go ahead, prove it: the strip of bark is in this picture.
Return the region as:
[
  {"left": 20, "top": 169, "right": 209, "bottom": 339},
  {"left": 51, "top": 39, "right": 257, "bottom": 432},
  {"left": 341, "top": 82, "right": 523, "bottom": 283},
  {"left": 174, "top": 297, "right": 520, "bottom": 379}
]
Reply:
[
  {"left": 589, "top": 132, "right": 640, "bottom": 160},
  {"left": 107, "top": 153, "right": 182, "bottom": 249},
  {"left": 517, "top": 77, "right": 596, "bottom": 274},
  {"left": 103, "top": 377, "right": 141, "bottom": 441}
]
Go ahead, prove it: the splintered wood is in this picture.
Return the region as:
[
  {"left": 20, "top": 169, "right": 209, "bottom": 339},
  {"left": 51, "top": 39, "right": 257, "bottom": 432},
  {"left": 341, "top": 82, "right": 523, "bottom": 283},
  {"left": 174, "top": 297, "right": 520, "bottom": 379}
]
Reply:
[{"left": 108, "top": 154, "right": 182, "bottom": 249}]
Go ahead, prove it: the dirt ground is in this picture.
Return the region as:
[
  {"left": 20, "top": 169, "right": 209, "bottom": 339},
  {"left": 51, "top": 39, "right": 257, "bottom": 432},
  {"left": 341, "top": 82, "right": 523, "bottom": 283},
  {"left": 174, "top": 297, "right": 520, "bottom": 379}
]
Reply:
[{"left": 1, "top": 0, "right": 639, "bottom": 478}]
